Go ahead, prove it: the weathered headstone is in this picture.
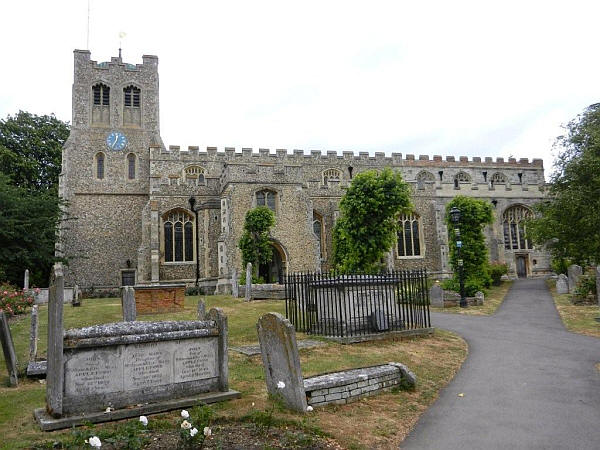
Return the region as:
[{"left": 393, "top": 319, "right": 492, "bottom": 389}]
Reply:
[
  {"left": 24, "top": 269, "right": 30, "bottom": 291},
  {"left": 0, "top": 311, "right": 18, "bottom": 386},
  {"left": 567, "top": 264, "right": 582, "bottom": 294},
  {"left": 596, "top": 266, "right": 600, "bottom": 307},
  {"left": 429, "top": 284, "right": 444, "bottom": 307},
  {"left": 197, "top": 298, "right": 206, "bottom": 320},
  {"left": 121, "top": 286, "right": 136, "bottom": 322},
  {"left": 231, "top": 268, "right": 239, "bottom": 298},
  {"left": 475, "top": 291, "right": 485, "bottom": 305},
  {"left": 29, "top": 305, "right": 39, "bottom": 361},
  {"left": 556, "top": 274, "right": 569, "bottom": 294},
  {"left": 257, "top": 312, "right": 308, "bottom": 412},
  {"left": 47, "top": 263, "right": 65, "bottom": 416},
  {"left": 245, "top": 263, "right": 252, "bottom": 302},
  {"left": 72, "top": 284, "right": 81, "bottom": 307}
]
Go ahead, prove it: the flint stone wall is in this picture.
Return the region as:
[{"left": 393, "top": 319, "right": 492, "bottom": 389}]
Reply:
[{"left": 62, "top": 320, "right": 222, "bottom": 414}]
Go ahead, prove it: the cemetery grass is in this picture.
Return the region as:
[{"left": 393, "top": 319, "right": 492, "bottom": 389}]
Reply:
[
  {"left": 0, "top": 296, "right": 467, "bottom": 449},
  {"left": 546, "top": 280, "right": 600, "bottom": 338},
  {"left": 429, "top": 280, "right": 513, "bottom": 315}
]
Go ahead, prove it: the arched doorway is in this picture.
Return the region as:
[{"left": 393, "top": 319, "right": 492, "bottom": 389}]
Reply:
[{"left": 259, "top": 242, "right": 287, "bottom": 284}]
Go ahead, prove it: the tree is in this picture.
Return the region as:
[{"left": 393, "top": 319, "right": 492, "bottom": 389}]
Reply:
[
  {"left": 332, "top": 168, "right": 412, "bottom": 273},
  {"left": 444, "top": 196, "right": 494, "bottom": 295},
  {"left": 0, "top": 111, "right": 69, "bottom": 191},
  {"left": 0, "top": 174, "right": 63, "bottom": 287},
  {"left": 238, "top": 206, "right": 276, "bottom": 282},
  {"left": 527, "top": 103, "right": 600, "bottom": 266}
]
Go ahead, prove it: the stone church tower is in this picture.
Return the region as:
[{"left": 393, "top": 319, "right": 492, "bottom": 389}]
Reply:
[
  {"left": 60, "top": 50, "right": 551, "bottom": 292},
  {"left": 60, "top": 50, "right": 161, "bottom": 289}
]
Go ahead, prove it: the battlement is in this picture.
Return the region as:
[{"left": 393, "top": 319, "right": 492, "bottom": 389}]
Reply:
[
  {"left": 73, "top": 49, "right": 158, "bottom": 72},
  {"left": 154, "top": 145, "right": 544, "bottom": 168}
]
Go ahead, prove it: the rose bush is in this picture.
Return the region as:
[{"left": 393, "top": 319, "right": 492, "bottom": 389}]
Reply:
[{"left": 0, "top": 284, "right": 34, "bottom": 316}]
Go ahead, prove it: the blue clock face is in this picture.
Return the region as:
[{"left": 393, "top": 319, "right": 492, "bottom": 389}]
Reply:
[{"left": 106, "top": 132, "right": 128, "bottom": 151}]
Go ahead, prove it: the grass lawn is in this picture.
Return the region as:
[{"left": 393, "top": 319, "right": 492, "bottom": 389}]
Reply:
[
  {"left": 0, "top": 295, "right": 466, "bottom": 449},
  {"left": 429, "top": 280, "right": 513, "bottom": 316},
  {"left": 546, "top": 279, "right": 600, "bottom": 338}
]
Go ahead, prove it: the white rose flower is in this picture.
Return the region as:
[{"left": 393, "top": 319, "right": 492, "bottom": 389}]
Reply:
[
  {"left": 190, "top": 427, "right": 198, "bottom": 437},
  {"left": 181, "top": 409, "right": 190, "bottom": 419},
  {"left": 277, "top": 381, "right": 286, "bottom": 389},
  {"left": 139, "top": 415, "right": 148, "bottom": 426},
  {"left": 306, "top": 406, "right": 313, "bottom": 412},
  {"left": 88, "top": 436, "right": 102, "bottom": 448},
  {"left": 104, "top": 407, "right": 113, "bottom": 413},
  {"left": 203, "top": 426, "right": 212, "bottom": 437},
  {"left": 181, "top": 420, "right": 192, "bottom": 430}
]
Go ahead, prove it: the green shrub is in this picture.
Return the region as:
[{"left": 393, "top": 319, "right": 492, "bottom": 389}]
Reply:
[
  {"left": 441, "top": 276, "right": 488, "bottom": 297},
  {"left": 488, "top": 262, "right": 508, "bottom": 286},
  {"left": 0, "top": 283, "right": 34, "bottom": 316},
  {"left": 550, "top": 257, "right": 571, "bottom": 275},
  {"left": 573, "top": 273, "right": 597, "bottom": 301}
]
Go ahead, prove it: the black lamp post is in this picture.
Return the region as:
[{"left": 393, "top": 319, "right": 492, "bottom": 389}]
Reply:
[
  {"left": 188, "top": 196, "right": 200, "bottom": 290},
  {"left": 449, "top": 206, "right": 467, "bottom": 308}
]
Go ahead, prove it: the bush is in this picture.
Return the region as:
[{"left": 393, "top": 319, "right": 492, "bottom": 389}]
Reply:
[
  {"left": 488, "top": 262, "right": 508, "bottom": 285},
  {"left": 0, "top": 283, "right": 35, "bottom": 316},
  {"left": 441, "top": 276, "right": 489, "bottom": 297},
  {"left": 573, "top": 273, "right": 597, "bottom": 302},
  {"left": 550, "top": 257, "right": 571, "bottom": 276}
]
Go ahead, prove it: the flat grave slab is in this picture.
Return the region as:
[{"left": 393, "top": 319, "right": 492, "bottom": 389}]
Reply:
[{"left": 231, "top": 339, "right": 326, "bottom": 356}]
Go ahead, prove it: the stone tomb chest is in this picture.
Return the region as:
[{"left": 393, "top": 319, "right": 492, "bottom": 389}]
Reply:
[{"left": 134, "top": 283, "right": 185, "bottom": 314}]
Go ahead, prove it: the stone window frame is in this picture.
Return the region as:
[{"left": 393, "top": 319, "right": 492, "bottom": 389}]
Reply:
[
  {"left": 122, "top": 83, "right": 142, "bottom": 127},
  {"left": 312, "top": 210, "right": 326, "bottom": 260},
  {"left": 126, "top": 153, "right": 136, "bottom": 180},
  {"left": 322, "top": 168, "right": 342, "bottom": 187},
  {"left": 490, "top": 172, "right": 507, "bottom": 188},
  {"left": 183, "top": 165, "right": 206, "bottom": 186},
  {"left": 397, "top": 213, "right": 425, "bottom": 259},
  {"left": 95, "top": 152, "right": 106, "bottom": 180},
  {"left": 161, "top": 208, "right": 196, "bottom": 264},
  {"left": 453, "top": 171, "right": 471, "bottom": 189},
  {"left": 502, "top": 204, "right": 533, "bottom": 251},
  {"left": 416, "top": 170, "right": 435, "bottom": 189},
  {"left": 168, "top": 176, "right": 180, "bottom": 186},
  {"left": 254, "top": 187, "right": 279, "bottom": 214},
  {"left": 90, "top": 81, "right": 111, "bottom": 126}
]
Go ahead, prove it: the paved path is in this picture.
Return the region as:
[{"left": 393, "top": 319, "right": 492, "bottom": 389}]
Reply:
[{"left": 402, "top": 279, "right": 600, "bottom": 450}]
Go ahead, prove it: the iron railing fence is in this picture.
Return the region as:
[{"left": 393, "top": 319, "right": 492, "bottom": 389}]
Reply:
[{"left": 285, "top": 269, "right": 430, "bottom": 338}]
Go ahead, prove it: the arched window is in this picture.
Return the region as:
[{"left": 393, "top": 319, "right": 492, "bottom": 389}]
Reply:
[
  {"left": 322, "top": 168, "right": 342, "bottom": 186},
  {"left": 491, "top": 172, "right": 507, "bottom": 187},
  {"left": 503, "top": 205, "right": 533, "bottom": 250},
  {"left": 163, "top": 210, "right": 194, "bottom": 262},
  {"left": 95, "top": 152, "right": 105, "bottom": 179},
  {"left": 453, "top": 171, "right": 471, "bottom": 189},
  {"left": 123, "top": 85, "right": 141, "bottom": 126},
  {"left": 127, "top": 153, "right": 136, "bottom": 179},
  {"left": 416, "top": 171, "right": 435, "bottom": 189},
  {"left": 184, "top": 166, "right": 205, "bottom": 186},
  {"left": 312, "top": 211, "right": 324, "bottom": 258},
  {"left": 91, "top": 83, "right": 110, "bottom": 125},
  {"left": 397, "top": 213, "right": 423, "bottom": 257},
  {"left": 256, "top": 189, "right": 276, "bottom": 212}
]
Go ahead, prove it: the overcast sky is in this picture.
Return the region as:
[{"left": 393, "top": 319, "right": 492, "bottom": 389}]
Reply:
[{"left": 2, "top": 1, "right": 600, "bottom": 178}]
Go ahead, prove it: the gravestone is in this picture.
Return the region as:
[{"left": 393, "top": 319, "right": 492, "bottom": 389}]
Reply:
[
  {"left": 556, "top": 274, "right": 569, "bottom": 294},
  {"left": 567, "top": 264, "right": 582, "bottom": 294},
  {"left": 245, "top": 263, "right": 252, "bottom": 302},
  {"left": 197, "top": 298, "right": 206, "bottom": 320},
  {"left": 24, "top": 269, "right": 30, "bottom": 291},
  {"left": 47, "top": 263, "right": 65, "bottom": 416},
  {"left": 257, "top": 312, "right": 308, "bottom": 412},
  {"left": 475, "top": 291, "right": 485, "bottom": 305},
  {"left": 72, "top": 284, "right": 81, "bottom": 307},
  {"left": 231, "top": 268, "right": 239, "bottom": 298},
  {"left": 0, "top": 311, "right": 18, "bottom": 386},
  {"left": 429, "top": 285, "right": 444, "bottom": 307},
  {"left": 596, "top": 266, "right": 600, "bottom": 307},
  {"left": 29, "top": 305, "right": 39, "bottom": 361},
  {"left": 121, "top": 286, "right": 136, "bottom": 322},
  {"left": 370, "top": 309, "right": 389, "bottom": 331}
]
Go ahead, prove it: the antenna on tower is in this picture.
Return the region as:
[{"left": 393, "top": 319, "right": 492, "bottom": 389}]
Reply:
[
  {"left": 118, "top": 32, "right": 126, "bottom": 59},
  {"left": 86, "top": 0, "right": 91, "bottom": 49}
]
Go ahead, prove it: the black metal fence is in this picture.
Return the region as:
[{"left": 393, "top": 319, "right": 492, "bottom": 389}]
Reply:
[{"left": 285, "top": 270, "right": 430, "bottom": 338}]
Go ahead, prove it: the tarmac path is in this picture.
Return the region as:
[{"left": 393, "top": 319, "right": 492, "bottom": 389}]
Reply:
[{"left": 401, "top": 278, "right": 600, "bottom": 450}]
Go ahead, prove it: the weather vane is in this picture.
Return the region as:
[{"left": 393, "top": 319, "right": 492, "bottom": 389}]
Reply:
[{"left": 119, "top": 31, "right": 127, "bottom": 58}]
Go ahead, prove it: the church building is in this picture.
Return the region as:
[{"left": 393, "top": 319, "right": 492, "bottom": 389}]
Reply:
[{"left": 59, "top": 50, "right": 551, "bottom": 292}]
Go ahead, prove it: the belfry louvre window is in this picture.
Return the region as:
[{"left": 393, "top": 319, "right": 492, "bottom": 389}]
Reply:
[
  {"left": 92, "top": 84, "right": 110, "bottom": 105},
  {"left": 256, "top": 189, "right": 276, "bottom": 212},
  {"left": 124, "top": 86, "right": 141, "bottom": 107},
  {"left": 397, "top": 214, "right": 422, "bottom": 257},
  {"left": 184, "top": 166, "right": 205, "bottom": 186},
  {"left": 322, "top": 168, "right": 342, "bottom": 186},
  {"left": 163, "top": 210, "right": 194, "bottom": 263},
  {"left": 503, "top": 205, "right": 533, "bottom": 250}
]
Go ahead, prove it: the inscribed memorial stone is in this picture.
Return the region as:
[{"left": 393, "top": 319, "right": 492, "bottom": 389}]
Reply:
[{"left": 556, "top": 274, "right": 569, "bottom": 294}]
